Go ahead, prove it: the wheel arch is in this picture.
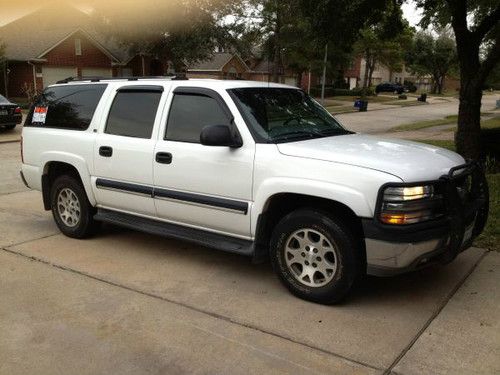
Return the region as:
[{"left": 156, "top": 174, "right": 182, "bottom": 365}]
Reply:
[
  {"left": 41, "top": 153, "right": 95, "bottom": 210},
  {"left": 253, "top": 192, "right": 367, "bottom": 267}
]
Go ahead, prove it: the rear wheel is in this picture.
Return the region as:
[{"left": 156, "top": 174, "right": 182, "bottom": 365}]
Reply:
[
  {"left": 51, "top": 175, "right": 98, "bottom": 238},
  {"left": 270, "top": 209, "right": 360, "bottom": 304}
]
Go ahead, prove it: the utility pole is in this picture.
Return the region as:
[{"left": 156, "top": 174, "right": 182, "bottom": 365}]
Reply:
[{"left": 321, "top": 44, "right": 328, "bottom": 104}]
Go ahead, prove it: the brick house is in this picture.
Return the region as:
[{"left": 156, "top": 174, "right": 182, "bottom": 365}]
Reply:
[
  {"left": 186, "top": 52, "right": 250, "bottom": 80},
  {"left": 0, "top": 4, "right": 170, "bottom": 99}
]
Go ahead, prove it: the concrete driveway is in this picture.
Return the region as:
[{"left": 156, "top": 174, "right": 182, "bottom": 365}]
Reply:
[{"left": 1, "top": 142, "right": 499, "bottom": 373}]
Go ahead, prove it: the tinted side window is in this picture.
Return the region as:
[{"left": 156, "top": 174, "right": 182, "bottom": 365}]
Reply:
[
  {"left": 166, "top": 94, "right": 230, "bottom": 143},
  {"left": 105, "top": 91, "right": 161, "bottom": 139},
  {"left": 26, "top": 84, "right": 107, "bottom": 130}
]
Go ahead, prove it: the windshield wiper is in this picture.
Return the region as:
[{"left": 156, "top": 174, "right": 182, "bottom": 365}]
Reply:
[
  {"left": 318, "top": 128, "right": 353, "bottom": 136},
  {"left": 271, "top": 130, "right": 324, "bottom": 142}
]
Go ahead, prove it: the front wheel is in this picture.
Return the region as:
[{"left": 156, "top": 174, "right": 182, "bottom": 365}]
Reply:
[
  {"left": 270, "top": 209, "right": 361, "bottom": 304},
  {"left": 51, "top": 175, "right": 98, "bottom": 238}
]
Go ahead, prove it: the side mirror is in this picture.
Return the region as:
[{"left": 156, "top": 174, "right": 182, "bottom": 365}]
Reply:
[{"left": 200, "top": 125, "right": 242, "bottom": 148}]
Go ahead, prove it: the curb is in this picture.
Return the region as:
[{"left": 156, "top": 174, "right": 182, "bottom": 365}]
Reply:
[{"left": 0, "top": 139, "right": 21, "bottom": 144}]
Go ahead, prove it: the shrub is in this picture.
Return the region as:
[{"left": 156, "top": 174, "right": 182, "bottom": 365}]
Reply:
[{"left": 479, "top": 128, "right": 500, "bottom": 173}]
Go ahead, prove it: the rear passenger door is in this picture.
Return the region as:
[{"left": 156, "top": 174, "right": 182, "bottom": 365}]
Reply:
[
  {"left": 93, "top": 85, "right": 165, "bottom": 216},
  {"left": 153, "top": 87, "right": 254, "bottom": 238}
]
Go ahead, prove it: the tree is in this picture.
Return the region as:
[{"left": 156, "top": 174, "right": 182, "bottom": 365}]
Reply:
[
  {"left": 406, "top": 31, "right": 458, "bottom": 94},
  {"left": 92, "top": 0, "right": 238, "bottom": 71},
  {"left": 232, "top": 0, "right": 313, "bottom": 83},
  {"left": 414, "top": 0, "right": 500, "bottom": 159},
  {"left": 355, "top": 6, "right": 413, "bottom": 88}
]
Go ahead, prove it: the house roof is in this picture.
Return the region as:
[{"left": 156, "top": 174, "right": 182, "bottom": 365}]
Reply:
[
  {"left": 252, "top": 59, "right": 275, "bottom": 74},
  {"left": 188, "top": 52, "right": 250, "bottom": 72},
  {"left": 0, "top": 4, "right": 130, "bottom": 63}
]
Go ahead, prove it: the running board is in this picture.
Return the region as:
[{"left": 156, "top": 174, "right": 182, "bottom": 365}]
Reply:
[{"left": 94, "top": 208, "right": 254, "bottom": 256}]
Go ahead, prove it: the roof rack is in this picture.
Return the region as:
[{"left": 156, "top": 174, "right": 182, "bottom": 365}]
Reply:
[{"left": 56, "top": 75, "right": 188, "bottom": 84}]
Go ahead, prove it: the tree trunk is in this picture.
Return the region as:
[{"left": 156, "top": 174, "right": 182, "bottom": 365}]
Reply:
[
  {"left": 363, "top": 57, "right": 370, "bottom": 88},
  {"left": 455, "top": 76, "right": 482, "bottom": 160},
  {"left": 368, "top": 63, "right": 375, "bottom": 87},
  {"left": 296, "top": 71, "right": 303, "bottom": 89}
]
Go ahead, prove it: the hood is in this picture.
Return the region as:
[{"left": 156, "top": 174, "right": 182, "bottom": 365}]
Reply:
[{"left": 277, "top": 134, "right": 465, "bottom": 181}]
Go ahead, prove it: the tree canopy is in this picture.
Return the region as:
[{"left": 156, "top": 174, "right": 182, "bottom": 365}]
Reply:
[
  {"left": 406, "top": 31, "right": 458, "bottom": 94},
  {"left": 414, "top": 0, "right": 500, "bottom": 159},
  {"left": 92, "top": 0, "right": 239, "bottom": 69}
]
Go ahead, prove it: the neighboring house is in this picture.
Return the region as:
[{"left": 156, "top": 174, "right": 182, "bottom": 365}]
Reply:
[
  {"left": 0, "top": 4, "right": 169, "bottom": 98},
  {"left": 186, "top": 52, "right": 250, "bottom": 80},
  {"left": 246, "top": 59, "right": 299, "bottom": 86}
]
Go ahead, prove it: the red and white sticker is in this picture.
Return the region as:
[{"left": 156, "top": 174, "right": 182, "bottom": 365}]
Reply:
[{"left": 32, "top": 106, "right": 48, "bottom": 124}]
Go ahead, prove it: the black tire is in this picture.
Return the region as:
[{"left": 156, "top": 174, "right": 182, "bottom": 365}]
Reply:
[
  {"left": 4, "top": 124, "right": 16, "bottom": 130},
  {"left": 270, "top": 209, "right": 360, "bottom": 304},
  {"left": 50, "top": 174, "right": 98, "bottom": 239}
]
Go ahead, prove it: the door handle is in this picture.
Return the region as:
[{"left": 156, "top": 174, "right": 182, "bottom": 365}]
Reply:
[
  {"left": 156, "top": 152, "right": 172, "bottom": 164},
  {"left": 99, "top": 146, "right": 113, "bottom": 157}
]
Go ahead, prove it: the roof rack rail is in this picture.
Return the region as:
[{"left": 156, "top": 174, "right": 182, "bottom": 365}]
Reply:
[{"left": 55, "top": 75, "right": 187, "bottom": 84}]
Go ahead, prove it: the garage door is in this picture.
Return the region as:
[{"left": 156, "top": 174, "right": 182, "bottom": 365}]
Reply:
[
  {"left": 81, "top": 68, "right": 112, "bottom": 79},
  {"left": 42, "top": 67, "right": 77, "bottom": 87}
]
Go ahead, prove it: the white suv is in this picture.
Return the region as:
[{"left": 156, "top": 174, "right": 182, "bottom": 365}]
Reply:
[{"left": 20, "top": 78, "right": 489, "bottom": 304}]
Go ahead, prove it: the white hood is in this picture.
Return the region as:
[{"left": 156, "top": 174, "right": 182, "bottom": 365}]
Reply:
[{"left": 277, "top": 134, "right": 465, "bottom": 181}]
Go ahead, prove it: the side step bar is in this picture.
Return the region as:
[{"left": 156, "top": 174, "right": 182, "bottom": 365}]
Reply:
[{"left": 94, "top": 208, "right": 255, "bottom": 257}]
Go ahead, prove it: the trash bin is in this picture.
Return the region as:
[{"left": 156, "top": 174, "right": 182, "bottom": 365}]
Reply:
[
  {"left": 418, "top": 93, "right": 427, "bottom": 102},
  {"left": 354, "top": 99, "right": 368, "bottom": 111}
]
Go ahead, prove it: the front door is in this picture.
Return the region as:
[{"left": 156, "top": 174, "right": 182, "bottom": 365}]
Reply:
[
  {"left": 153, "top": 87, "right": 254, "bottom": 238},
  {"left": 93, "top": 85, "right": 165, "bottom": 216}
]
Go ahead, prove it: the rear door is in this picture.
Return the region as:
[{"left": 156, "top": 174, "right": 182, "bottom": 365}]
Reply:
[{"left": 93, "top": 84, "right": 167, "bottom": 216}]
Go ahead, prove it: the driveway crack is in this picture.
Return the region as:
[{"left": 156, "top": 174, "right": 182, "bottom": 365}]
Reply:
[
  {"left": 1, "top": 246, "right": 384, "bottom": 373},
  {"left": 382, "top": 250, "right": 489, "bottom": 375}
]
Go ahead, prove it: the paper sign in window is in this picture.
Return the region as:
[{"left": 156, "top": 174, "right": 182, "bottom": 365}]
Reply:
[{"left": 32, "top": 106, "right": 48, "bottom": 124}]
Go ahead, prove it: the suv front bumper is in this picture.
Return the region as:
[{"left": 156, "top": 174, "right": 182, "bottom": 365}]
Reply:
[{"left": 363, "top": 162, "right": 489, "bottom": 276}]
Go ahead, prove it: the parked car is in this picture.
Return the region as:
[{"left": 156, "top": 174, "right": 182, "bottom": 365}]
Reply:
[
  {"left": 0, "top": 95, "right": 22, "bottom": 130},
  {"left": 20, "top": 78, "right": 489, "bottom": 304},
  {"left": 375, "top": 82, "right": 405, "bottom": 94}
]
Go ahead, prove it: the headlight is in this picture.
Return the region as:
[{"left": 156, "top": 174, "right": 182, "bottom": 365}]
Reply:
[{"left": 379, "top": 185, "right": 444, "bottom": 225}]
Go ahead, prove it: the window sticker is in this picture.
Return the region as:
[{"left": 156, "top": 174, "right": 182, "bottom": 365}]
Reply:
[{"left": 32, "top": 106, "right": 48, "bottom": 124}]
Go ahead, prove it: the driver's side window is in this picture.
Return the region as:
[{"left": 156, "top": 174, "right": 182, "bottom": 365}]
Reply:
[{"left": 166, "top": 93, "right": 231, "bottom": 143}]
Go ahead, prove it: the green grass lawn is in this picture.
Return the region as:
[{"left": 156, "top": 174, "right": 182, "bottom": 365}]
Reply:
[
  {"left": 412, "top": 138, "right": 499, "bottom": 252},
  {"left": 381, "top": 100, "right": 426, "bottom": 107},
  {"left": 392, "top": 115, "right": 459, "bottom": 132},
  {"left": 392, "top": 113, "right": 497, "bottom": 132},
  {"left": 329, "top": 95, "right": 396, "bottom": 103}
]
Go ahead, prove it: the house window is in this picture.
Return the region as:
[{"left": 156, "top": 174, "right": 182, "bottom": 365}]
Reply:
[{"left": 75, "top": 39, "right": 82, "bottom": 56}]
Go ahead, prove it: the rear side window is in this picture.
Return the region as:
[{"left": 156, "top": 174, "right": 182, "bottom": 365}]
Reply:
[
  {"left": 105, "top": 91, "right": 162, "bottom": 139},
  {"left": 166, "top": 93, "right": 230, "bottom": 143},
  {"left": 26, "top": 84, "right": 107, "bottom": 130}
]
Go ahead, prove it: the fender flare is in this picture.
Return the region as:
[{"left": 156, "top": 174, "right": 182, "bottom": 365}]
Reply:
[
  {"left": 40, "top": 151, "right": 96, "bottom": 207},
  {"left": 251, "top": 177, "right": 373, "bottom": 236}
]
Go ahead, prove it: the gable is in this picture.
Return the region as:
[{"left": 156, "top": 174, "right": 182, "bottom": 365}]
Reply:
[
  {"left": 40, "top": 30, "right": 115, "bottom": 66},
  {"left": 0, "top": 4, "right": 127, "bottom": 62},
  {"left": 222, "top": 56, "right": 249, "bottom": 74}
]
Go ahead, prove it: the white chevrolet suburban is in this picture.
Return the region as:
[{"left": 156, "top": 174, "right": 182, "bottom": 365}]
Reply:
[{"left": 20, "top": 77, "right": 489, "bottom": 304}]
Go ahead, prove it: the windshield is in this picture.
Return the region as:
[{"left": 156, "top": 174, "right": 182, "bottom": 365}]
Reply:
[
  {"left": 228, "top": 88, "right": 351, "bottom": 143},
  {"left": 0, "top": 95, "right": 9, "bottom": 104}
]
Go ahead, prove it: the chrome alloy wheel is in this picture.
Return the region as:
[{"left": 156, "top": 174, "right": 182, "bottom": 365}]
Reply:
[
  {"left": 57, "top": 188, "right": 81, "bottom": 227},
  {"left": 284, "top": 228, "right": 338, "bottom": 287}
]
